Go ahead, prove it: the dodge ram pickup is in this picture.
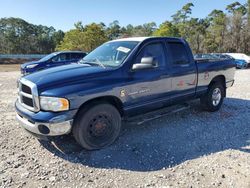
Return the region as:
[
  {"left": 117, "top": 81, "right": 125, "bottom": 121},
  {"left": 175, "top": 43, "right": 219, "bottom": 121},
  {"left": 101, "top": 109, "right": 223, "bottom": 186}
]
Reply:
[{"left": 15, "top": 37, "right": 236, "bottom": 150}]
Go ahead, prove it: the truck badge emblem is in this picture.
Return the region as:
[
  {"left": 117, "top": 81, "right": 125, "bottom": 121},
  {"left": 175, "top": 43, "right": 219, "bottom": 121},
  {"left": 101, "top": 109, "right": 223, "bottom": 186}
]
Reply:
[{"left": 120, "top": 89, "right": 126, "bottom": 97}]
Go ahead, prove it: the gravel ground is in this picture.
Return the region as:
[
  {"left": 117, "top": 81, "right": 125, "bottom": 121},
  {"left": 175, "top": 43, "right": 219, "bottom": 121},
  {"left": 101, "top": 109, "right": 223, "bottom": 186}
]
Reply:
[
  {"left": 0, "top": 64, "right": 21, "bottom": 72},
  {"left": 0, "top": 70, "right": 249, "bottom": 188}
]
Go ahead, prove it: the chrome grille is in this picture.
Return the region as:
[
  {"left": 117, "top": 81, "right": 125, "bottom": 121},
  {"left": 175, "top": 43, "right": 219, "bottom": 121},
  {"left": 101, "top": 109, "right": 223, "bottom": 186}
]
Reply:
[
  {"left": 21, "top": 84, "right": 31, "bottom": 94},
  {"left": 18, "top": 78, "right": 40, "bottom": 112}
]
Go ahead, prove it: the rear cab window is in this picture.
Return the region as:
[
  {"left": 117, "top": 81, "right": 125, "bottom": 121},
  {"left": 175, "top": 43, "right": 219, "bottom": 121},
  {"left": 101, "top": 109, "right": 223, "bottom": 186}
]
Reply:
[{"left": 167, "top": 42, "right": 190, "bottom": 65}]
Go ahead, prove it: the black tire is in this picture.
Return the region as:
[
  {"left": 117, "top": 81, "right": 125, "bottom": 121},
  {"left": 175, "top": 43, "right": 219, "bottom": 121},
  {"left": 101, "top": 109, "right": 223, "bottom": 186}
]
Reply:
[
  {"left": 73, "top": 103, "right": 121, "bottom": 150},
  {"left": 243, "top": 64, "right": 248, "bottom": 69},
  {"left": 200, "top": 82, "right": 225, "bottom": 112}
]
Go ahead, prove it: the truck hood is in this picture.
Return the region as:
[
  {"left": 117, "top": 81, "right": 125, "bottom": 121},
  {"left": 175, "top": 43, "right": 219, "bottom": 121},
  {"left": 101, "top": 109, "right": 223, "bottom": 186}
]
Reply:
[
  {"left": 21, "top": 61, "right": 40, "bottom": 69},
  {"left": 24, "top": 64, "right": 113, "bottom": 90}
]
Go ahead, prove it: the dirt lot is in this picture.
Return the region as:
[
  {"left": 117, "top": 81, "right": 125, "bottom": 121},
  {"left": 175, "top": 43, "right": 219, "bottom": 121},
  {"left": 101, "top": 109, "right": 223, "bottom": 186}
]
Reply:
[
  {"left": 0, "top": 64, "right": 20, "bottom": 72},
  {"left": 0, "top": 68, "right": 249, "bottom": 188},
  {"left": 0, "top": 58, "right": 39, "bottom": 65}
]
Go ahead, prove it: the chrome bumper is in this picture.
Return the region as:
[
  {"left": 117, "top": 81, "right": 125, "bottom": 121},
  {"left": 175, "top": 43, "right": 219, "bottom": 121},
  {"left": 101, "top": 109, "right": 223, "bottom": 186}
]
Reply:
[{"left": 16, "top": 113, "right": 72, "bottom": 136}]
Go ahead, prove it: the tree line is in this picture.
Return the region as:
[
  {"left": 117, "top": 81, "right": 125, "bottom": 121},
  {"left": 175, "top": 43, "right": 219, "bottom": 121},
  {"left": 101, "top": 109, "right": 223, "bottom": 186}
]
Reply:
[
  {"left": 1, "top": 1, "right": 250, "bottom": 54},
  {"left": 0, "top": 17, "right": 64, "bottom": 54}
]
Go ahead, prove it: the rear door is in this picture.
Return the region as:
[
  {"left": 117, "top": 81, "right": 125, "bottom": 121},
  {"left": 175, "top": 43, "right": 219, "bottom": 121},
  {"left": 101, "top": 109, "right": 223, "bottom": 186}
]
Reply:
[{"left": 166, "top": 41, "right": 197, "bottom": 100}]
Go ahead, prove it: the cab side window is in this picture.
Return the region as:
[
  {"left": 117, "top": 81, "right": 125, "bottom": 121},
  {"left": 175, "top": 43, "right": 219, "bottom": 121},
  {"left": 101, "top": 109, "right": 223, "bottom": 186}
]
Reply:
[
  {"left": 168, "top": 42, "right": 190, "bottom": 65},
  {"left": 52, "top": 54, "right": 70, "bottom": 62},
  {"left": 71, "top": 53, "right": 85, "bottom": 60},
  {"left": 135, "top": 43, "right": 166, "bottom": 68}
]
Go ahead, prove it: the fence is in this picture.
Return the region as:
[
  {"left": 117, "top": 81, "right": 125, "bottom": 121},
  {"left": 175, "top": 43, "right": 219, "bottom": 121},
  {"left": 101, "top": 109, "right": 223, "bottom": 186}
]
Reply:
[{"left": 0, "top": 54, "right": 47, "bottom": 59}]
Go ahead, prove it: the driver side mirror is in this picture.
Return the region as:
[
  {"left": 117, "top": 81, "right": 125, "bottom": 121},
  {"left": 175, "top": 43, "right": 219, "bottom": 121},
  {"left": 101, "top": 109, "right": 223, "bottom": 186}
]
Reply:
[{"left": 132, "top": 57, "right": 156, "bottom": 70}]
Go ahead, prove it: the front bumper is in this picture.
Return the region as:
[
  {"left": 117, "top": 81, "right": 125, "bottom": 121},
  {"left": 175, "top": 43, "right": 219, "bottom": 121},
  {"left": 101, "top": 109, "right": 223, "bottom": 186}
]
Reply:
[
  {"left": 236, "top": 63, "right": 247, "bottom": 69},
  {"left": 20, "top": 68, "right": 27, "bottom": 76},
  {"left": 16, "top": 113, "right": 72, "bottom": 136},
  {"left": 15, "top": 100, "right": 77, "bottom": 136}
]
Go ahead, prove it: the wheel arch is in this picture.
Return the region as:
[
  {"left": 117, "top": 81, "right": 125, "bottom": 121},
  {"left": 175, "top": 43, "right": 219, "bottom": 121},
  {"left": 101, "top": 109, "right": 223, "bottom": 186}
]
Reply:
[
  {"left": 76, "top": 95, "right": 124, "bottom": 117},
  {"left": 209, "top": 75, "right": 226, "bottom": 97}
]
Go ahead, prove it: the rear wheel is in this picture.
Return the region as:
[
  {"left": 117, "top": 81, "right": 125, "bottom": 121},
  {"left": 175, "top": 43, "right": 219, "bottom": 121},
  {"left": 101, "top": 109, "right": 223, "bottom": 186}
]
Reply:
[
  {"left": 200, "top": 82, "right": 225, "bottom": 112},
  {"left": 73, "top": 103, "right": 121, "bottom": 150}
]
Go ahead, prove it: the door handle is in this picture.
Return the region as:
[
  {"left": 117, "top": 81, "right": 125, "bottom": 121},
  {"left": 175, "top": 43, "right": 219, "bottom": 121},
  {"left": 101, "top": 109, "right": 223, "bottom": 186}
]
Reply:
[
  {"left": 160, "top": 75, "right": 170, "bottom": 79},
  {"left": 180, "top": 64, "right": 190, "bottom": 68}
]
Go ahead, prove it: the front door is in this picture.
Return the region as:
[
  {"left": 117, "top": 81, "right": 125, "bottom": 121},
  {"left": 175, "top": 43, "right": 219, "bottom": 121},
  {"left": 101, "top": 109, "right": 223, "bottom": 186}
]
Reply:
[{"left": 124, "top": 41, "right": 172, "bottom": 113}]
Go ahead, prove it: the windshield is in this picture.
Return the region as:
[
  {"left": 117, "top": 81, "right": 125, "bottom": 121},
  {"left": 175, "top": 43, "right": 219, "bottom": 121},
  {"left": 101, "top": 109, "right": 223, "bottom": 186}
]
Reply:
[
  {"left": 38, "top": 53, "right": 58, "bottom": 62},
  {"left": 79, "top": 41, "right": 139, "bottom": 67}
]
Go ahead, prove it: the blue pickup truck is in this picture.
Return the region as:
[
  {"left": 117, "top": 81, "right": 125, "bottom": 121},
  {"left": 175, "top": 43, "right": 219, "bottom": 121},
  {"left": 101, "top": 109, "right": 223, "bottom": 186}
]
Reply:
[
  {"left": 21, "top": 51, "right": 87, "bottom": 75},
  {"left": 15, "top": 37, "right": 236, "bottom": 150}
]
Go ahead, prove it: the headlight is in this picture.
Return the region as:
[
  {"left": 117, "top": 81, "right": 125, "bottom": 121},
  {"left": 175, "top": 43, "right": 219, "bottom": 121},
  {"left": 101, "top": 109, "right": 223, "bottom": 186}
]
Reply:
[
  {"left": 40, "top": 96, "right": 69, "bottom": 112},
  {"left": 26, "top": 64, "right": 38, "bottom": 69}
]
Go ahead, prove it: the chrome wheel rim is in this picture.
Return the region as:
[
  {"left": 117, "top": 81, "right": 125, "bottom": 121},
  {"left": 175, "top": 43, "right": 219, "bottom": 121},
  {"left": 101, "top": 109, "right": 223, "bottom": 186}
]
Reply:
[{"left": 212, "top": 88, "right": 221, "bottom": 106}]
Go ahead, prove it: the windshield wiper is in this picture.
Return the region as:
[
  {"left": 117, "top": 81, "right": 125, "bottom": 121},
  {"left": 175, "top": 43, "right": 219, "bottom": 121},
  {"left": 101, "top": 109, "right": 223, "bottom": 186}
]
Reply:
[
  {"left": 80, "top": 58, "right": 106, "bottom": 69},
  {"left": 94, "top": 58, "right": 106, "bottom": 69}
]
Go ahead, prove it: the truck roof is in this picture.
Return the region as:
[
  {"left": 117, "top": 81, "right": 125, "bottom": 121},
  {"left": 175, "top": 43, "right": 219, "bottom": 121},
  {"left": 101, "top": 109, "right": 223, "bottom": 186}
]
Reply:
[
  {"left": 57, "top": 51, "right": 86, "bottom": 54},
  {"left": 111, "top": 36, "right": 183, "bottom": 43},
  {"left": 111, "top": 37, "right": 150, "bottom": 42}
]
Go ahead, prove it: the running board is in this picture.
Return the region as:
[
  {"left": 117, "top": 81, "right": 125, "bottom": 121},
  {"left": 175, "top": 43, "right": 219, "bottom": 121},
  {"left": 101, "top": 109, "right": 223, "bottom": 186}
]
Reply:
[{"left": 125, "top": 103, "right": 190, "bottom": 125}]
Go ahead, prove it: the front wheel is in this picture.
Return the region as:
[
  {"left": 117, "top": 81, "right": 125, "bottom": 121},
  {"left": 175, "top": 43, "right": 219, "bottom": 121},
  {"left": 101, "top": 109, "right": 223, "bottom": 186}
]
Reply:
[
  {"left": 242, "top": 64, "right": 248, "bottom": 69},
  {"left": 200, "top": 82, "right": 225, "bottom": 112},
  {"left": 73, "top": 103, "right": 121, "bottom": 150}
]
